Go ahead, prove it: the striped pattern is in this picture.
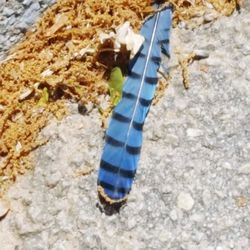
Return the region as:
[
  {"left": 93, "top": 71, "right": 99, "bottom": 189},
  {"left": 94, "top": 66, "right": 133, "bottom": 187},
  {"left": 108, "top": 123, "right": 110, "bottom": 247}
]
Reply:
[{"left": 97, "top": 7, "right": 172, "bottom": 202}]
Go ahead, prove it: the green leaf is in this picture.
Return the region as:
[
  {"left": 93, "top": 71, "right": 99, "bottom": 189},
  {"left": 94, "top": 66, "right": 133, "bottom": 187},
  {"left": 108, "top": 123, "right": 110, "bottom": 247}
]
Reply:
[
  {"left": 75, "top": 86, "right": 84, "bottom": 96},
  {"left": 37, "top": 87, "right": 49, "bottom": 107},
  {"left": 108, "top": 67, "right": 124, "bottom": 106}
]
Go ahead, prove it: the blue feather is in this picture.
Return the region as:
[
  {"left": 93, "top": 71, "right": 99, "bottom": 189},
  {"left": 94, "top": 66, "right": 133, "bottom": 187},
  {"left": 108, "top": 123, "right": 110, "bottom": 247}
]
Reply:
[{"left": 97, "top": 7, "right": 172, "bottom": 203}]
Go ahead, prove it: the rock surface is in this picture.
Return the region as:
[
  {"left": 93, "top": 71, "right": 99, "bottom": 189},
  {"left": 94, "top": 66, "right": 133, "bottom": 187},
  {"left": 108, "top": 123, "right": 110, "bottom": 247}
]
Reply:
[{"left": 0, "top": 2, "right": 250, "bottom": 250}]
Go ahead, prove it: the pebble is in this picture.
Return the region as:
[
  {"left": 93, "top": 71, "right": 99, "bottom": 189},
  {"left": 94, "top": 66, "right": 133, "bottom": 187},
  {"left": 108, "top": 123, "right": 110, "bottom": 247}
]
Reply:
[
  {"left": 204, "top": 12, "right": 219, "bottom": 22},
  {"left": 169, "top": 209, "right": 178, "bottom": 221},
  {"left": 18, "top": 88, "right": 34, "bottom": 101},
  {"left": 16, "top": 21, "right": 29, "bottom": 31},
  {"left": 190, "top": 213, "right": 204, "bottom": 222},
  {"left": 8, "top": 15, "right": 16, "bottom": 25},
  {"left": 177, "top": 192, "right": 195, "bottom": 211},
  {"left": 3, "top": 7, "right": 15, "bottom": 17},
  {"left": 0, "top": 104, "right": 5, "bottom": 112},
  {"left": 159, "top": 230, "right": 171, "bottom": 243},
  {"left": 203, "top": 57, "right": 221, "bottom": 66},
  {"left": 238, "top": 163, "right": 250, "bottom": 174},
  {"left": 165, "top": 134, "right": 179, "bottom": 146},
  {"left": 245, "top": 71, "right": 250, "bottom": 81},
  {"left": 45, "top": 172, "right": 62, "bottom": 188},
  {"left": 239, "top": 237, "right": 249, "bottom": 247},
  {"left": 242, "top": 44, "right": 250, "bottom": 56},
  {"left": 187, "top": 128, "right": 204, "bottom": 137},
  {"left": 175, "top": 98, "right": 188, "bottom": 111},
  {"left": 15, "top": 213, "right": 40, "bottom": 235},
  {"left": 221, "top": 162, "right": 232, "bottom": 170},
  {"left": 0, "top": 199, "right": 10, "bottom": 220},
  {"left": 193, "top": 49, "right": 209, "bottom": 60},
  {"left": 202, "top": 189, "right": 212, "bottom": 207},
  {"left": 23, "top": 3, "right": 41, "bottom": 25},
  {"left": 23, "top": 0, "right": 33, "bottom": 6}
]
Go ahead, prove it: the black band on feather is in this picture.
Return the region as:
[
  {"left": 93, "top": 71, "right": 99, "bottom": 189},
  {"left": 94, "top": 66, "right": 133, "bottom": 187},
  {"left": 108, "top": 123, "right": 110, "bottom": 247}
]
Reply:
[
  {"left": 105, "top": 135, "right": 124, "bottom": 147},
  {"left": 126, "top": 145, "right": 141, "bottom": 155},
  {"left": 100, "top": 160, "right": 136, "bottom": 179},
  {"left": 112, "top": 112, "right": 131, "bottom": 123}
]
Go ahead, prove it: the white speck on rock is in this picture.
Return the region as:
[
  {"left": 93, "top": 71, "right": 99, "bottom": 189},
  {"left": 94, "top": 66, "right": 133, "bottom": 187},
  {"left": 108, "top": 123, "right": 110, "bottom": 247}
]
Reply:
[
  {"left": 41, "top": 68, "right": 53, "bottom": 77},
  {"left": 159, "top": 230, "right": 172, "bottom": 243},
  {"left": 187, "top": 128, "right": 204, "bottom": 137},
  {"left": 19, "top": 88, "right": 33, "bottom": 101},
  {"left": 190, "top": 213, "right": 204, "bottom": 222},
  {"left": 177, "top": 192, "right": 194, "bottom": 211},
  {"left": 45, "top": 172, "right": 62, "bottom": 188},
  {"left": 216, "top": 247, "right": 222, "bottom": 250},
  {"left": 221, "top": 162, "right": 232, "bottom": 169},
  {"left": 245, "top": 71, "right": 250, "bottom": 81},
  {"left": 169, "top": 209, "right": 178, "bottom": 221},
  {"left": 15, "top": 141, "right": 22, "bottom": 153}
]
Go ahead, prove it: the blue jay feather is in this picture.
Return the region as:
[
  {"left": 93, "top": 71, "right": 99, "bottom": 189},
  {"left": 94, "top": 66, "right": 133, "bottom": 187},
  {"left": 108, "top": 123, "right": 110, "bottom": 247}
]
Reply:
[{"left": 97, "top": 7, "right": 172, "bottom": 203}]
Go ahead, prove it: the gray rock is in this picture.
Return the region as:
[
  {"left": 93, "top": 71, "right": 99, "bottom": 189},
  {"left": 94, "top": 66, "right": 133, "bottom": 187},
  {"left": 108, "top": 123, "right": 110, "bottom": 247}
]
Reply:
[
  {"left": 10, "top": 35, "right": 17, "bottom": 42},
  {"left": 169, "top": 209, "right": 178, "bottom": 221},
  {"left": 23, "top": 0, "right": 33, "bottom": 7},
  {"left": 7, "top": 15, "right": 16, "bottom": 25},
  {"left": 16, "top": 21, "right": 29, "bottom": 31},
  {"left": 3, "top": 7, "right": 15, "bottom": 17},
  {"left": 29, "top": 2, "right": 41, "bottom": 11},
  {"left": 22, "top": 3, "right": 41, "bottom": 25}
]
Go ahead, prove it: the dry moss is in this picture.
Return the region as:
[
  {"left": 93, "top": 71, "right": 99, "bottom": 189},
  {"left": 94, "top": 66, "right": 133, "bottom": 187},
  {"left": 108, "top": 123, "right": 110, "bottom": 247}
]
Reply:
[{"left": 0, "top": 0, "right": 242, "bottom": 196}]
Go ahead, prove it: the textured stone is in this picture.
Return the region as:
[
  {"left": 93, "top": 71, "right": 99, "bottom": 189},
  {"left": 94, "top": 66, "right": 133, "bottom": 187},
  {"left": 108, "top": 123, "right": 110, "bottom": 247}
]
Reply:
[
  {"left": 0, "top": 0, "right": 55, "bottom": 61},
  {"left": 0, "top": 2, "right": 250, "bottom": 250}
]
